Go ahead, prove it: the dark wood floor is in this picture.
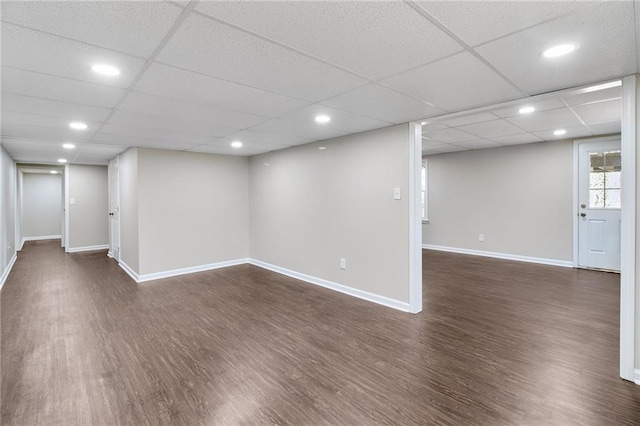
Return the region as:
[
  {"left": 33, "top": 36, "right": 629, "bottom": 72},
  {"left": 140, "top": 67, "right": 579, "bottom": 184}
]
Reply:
[{"left": 2, "top": 240, "right": 639, "bottom": 425}]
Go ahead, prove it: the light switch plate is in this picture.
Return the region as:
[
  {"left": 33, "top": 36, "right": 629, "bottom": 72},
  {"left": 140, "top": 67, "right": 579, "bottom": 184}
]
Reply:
[{"left": 393, "top": 187, "right": 401, "bottom": 200}]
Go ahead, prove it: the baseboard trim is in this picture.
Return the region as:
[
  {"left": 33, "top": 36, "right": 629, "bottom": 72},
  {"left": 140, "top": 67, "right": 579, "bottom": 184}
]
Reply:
[
  {"left": 248, "top": 259, "right": 411, "bottom": 312},
  {"left": 121, "top": 258, "right": 250, "bottom": 283},
  {"left": 422, "top": 244, "right": 573, "bottom": 268},
  {"left": 0, "top": 253, "right": 18, "bottom": 291},
  {"left": 118, "top": 261, "right": 140, "bottom": 282},
  {"left": 634, "top": 369, "right": 640, "bottom": 386},
  {"left": 22, "top": 235, "right": 61, "bottom": 244},
  {"left": 68, "top": 244, "right": 109, "bottom": 253}
]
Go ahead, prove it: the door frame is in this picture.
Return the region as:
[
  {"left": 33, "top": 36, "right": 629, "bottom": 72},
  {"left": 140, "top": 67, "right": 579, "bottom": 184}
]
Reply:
[
  {"left": 572, "top": 136, "right": 622, "bottom": 269},
  {"left": 107, "top": 157, "right": 120, "bottom": 262}
]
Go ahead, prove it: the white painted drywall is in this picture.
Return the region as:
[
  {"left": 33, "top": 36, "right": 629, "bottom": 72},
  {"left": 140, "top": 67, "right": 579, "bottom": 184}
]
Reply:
[
  {"left": 137, "top": 148, "right": 249, "bottom": 275},
  {"left": 250, "top": 124, "right": 410, "bottom": 303},
  {"left": 422, "top": 140, "right": 573, "bottom": 261},
  {"left": 0, "top": 145, "right": 17, "bottom": 284},
  {"left": 118, "top": 148, "right": 139, "bottom": 272},
  {"left": 68, "top": 165, "right": 108, "bottom": 249},
  {"left": 21, "top": 173, "right": 62, "bottom": 239}
]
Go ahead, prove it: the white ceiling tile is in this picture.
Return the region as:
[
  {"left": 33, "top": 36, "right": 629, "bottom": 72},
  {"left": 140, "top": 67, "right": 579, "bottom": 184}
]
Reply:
[
  {"left": 476, "top": 2, "right": 637, "bottom": 95},
  {"left": 98, "top": 123, "right": 215, "bottom": 147},
  {"left": 454, "top": 140, "right": 504, "bottom": 150},
  {"left": 195, "top": 1, "right": 463, "bottom": 80},
  {"left": 133, "top": 64, "right": 308, "bottom": 117},
  {"left": 533, "top": 125, "right": 593, "bottom": 141},
  {"left": 571, "top": 99, "right": 621, "bottom": 124},
  {"left": 1, "top": 94, "right": 111, "bottom": 123},
  {"left": 215, "top": 130, "right": 313, "bottom": 148},
  {"left": 277, "top": 105, "right": 391, "bottom": 134},
  {"left": 439, "top": 112, "right": 499, "bottom": 127},
  {"left": 490, "top": 133, "right": 545, "bottom": 145},
  {"left": 427, "top": 144, "right": 469, "bottom": 154},
  {"left": 156, "top": 14, "right": 367, "bottom": 102},
  {"left": 420, "top": 123, "right": 449, "bottom": 132},
  {"left": 561, "top": 85, "right": 622, "bottom": 106},
  {"left": 321, "top": 84, "right": 445, "bottom": 123},
  {"left": 457, "top": 119, "right": 525, "bottom": 138},
  {"left": 249, "top": 119, "right": 348, "bottom": 142},
  {"left": 2, "top": 67, "right": 125, "bottom": 108},
  {"left": 587, "top": 120, "right": 621, "bottom": 136},
  {"left": 91, "top": 132, "right": 200, "bottom": 150},
  {"left": 2, "top": 24, "right": 144, "bottom": 88},
  {"left": 2, "top": 110, "right": 102, "bottom": 134},
  {"left": 423, "top": 127, "right": 477, "bottom": 143},
  {"left": 1, "top": 1, "right": 181, "bottom": 57},
  {"left": 422, "top": 139, "right": 450, "bottom": 148},
  {"left": 107, "top": 110, "right": 239, "bottom": 139},
  {"left": 381, "top": 52, "right": 522, "bottom": 111},
  {"left": 1, "top": 123, "right": 93, "bottom": 142},
  {"left": 506, "top": 107, "right": 582, "bottom": 132},
  {"left": 417, "top": 1, "right": 584, "bottom": 46},
  {"left": 118, "top": 92, "right": 266, "bottom": 130},
  {"left": 492, "top": 98, "right": 566, "bottom": 118}
]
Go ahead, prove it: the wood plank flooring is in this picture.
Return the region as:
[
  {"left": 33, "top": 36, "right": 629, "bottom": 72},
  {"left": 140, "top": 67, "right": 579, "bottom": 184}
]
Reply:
[{"left": 2, "top": 240, "right": 639, "bottom": 425}]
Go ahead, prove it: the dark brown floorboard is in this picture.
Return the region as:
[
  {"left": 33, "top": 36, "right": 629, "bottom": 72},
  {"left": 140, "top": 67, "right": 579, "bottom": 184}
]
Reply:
[{"left": 2, "top": 241, "right": 639, "bottom": 425}]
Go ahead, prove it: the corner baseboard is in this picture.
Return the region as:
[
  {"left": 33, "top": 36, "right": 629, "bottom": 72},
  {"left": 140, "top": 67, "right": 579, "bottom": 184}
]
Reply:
[
  {"left": 634, "top": 369, "right": 640, "bottom": 386},
  {"left": 0, "top": 253, "right": 18, "bottom": 291},
  {"left": 22, "top": 235, "right": 61, "bottom": 243},
  {"left": 248, "top": 259, "right": 411, "bottom": 312},
  {"left": 422, "top": 244, "right": 573, "bottom": 268},
  {"left": 67, "top": 244, "right": 110, "bottom": 253},
  {"left": 119, "top": 261, "right": 140, "bottom": 282}
]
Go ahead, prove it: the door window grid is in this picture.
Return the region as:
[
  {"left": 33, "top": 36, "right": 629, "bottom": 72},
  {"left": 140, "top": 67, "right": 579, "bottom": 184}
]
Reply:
[{"left": 589, "top": 151, "right": 621, "bottom": 209}]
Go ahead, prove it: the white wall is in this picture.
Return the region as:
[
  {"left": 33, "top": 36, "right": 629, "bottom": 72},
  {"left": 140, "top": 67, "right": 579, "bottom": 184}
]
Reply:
[
  {"left": 21, "top": 173, "right": 62, "bottom": 239},
  {"left": 119, "top": 148, "right": 139, "bottom": 272},
  {"left": 68, "top": 165, "right": 108, "bottom": 249},
  {"left": 0, "top": 145, "right": 17, "bottom": 286},
  {"left": 250, "top": 124, "right": 411, "bottom": 303},
  {"left": 423, "top": 140, "right": 573, "bottom": 262}
]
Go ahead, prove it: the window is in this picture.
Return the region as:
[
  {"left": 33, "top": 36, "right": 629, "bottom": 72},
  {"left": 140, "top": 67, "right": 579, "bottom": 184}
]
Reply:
[
  {"left": 589, "top": 150, "right": 621, "bottom": 209},
  {"left": 421, "top": 159, "right": 428, "bottom": 221}
]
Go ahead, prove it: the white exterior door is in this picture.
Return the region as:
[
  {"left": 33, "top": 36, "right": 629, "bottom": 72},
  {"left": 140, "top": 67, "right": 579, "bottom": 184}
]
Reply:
[
  {"left": 108, "top": 158, "right": 120, "bottom": 262},
  {"left": 577, "top": 139, "right": 621, "bottom": 271}
]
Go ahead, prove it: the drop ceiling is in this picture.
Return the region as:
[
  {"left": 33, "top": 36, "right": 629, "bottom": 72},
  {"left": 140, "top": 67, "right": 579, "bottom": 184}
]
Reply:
[{"left": 0, "top": 1, "right": 637, "bottom": 165}]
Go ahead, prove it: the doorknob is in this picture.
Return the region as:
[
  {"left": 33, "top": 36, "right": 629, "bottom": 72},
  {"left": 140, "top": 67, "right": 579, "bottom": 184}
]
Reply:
[
  {"left": 580, "top": 213, "right": 586, "bottom": 217},
  {"left": 109, "top": 212, "right": 114, "bottom": 216}
]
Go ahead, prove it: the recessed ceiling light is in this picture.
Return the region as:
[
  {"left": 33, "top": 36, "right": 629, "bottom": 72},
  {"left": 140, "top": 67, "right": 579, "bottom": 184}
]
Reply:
[
  {"left": 91, "top": 64, "right": 120, "bottom": 76},
  {"left": 57, "top": 158, "right": 67, "bottom": 163},
  {"left": 318, "top": 146, "right": 327, "bottom": 150},
  {"left": 315, "top": 115, "right": 331, "bottom": 123},
  {"left": 62, "top": 143, "right": 75, "bottom": 149},
  {"left": 518, "top": 106, "right": 536, "bottom": 114},
  {"left": 421, "top": 121, "right": 427, "bottom": 125},
  {"left": 230, "top": 141, "right": 243, "bottom": 148},
  {"left": 553, "top": 129, "right": 567, "bottom": 136},
  {"left": 263, "top": 162, "right": 270, "bottom": 166},
  {"left": 50, "top": 170, "right": 58, "bottom": 174},
  {"left": 542, "top": 43, "right": 577, "bottom": 58},
  {"left": 69, "top": 122, "right": 88, "bottom": 130}
]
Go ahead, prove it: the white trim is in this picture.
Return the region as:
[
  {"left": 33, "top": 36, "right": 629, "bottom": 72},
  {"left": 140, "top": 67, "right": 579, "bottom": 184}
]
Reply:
[
  {"left": 67, "top": 244, "right": 110, "bottom": 253},
  {"left": 408, "top": 122, "right": 423, "bottom": 314},
  {"left": 123, "top": 258, "right": 250, "bottom": 283},
  {"left": 249, "top": 259, "right": 411, "bottom": 312},
  {"left": 64, "top": 164, "right": 70, "bottom": 253},
  {"left": 422, "top": 244, "right": 573, "bottom": 268},
  {"left": 119, "top": 260, "right": 140, "bottom": 282},
  {"left": 22, "top": 235, "right": 62, "bottom": 243},
  {"left": 0, "top": 253, "right": 17, "bottom": 291},
  {"left": 620, "top": 75, "right": 637, "bottom": 382},
  {"left": 634, "top": 369, "right": 640, "bottom": 386}
]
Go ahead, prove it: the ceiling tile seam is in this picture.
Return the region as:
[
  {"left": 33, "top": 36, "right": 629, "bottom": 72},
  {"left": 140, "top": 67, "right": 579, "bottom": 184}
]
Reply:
[
  {"left": 1, "top": 64, "right": 132, "bottom": 91},
  {"left": 403, "top": 0, "right": 529, "bottom": 98},
  {"left": 88, "top": 2, "right": 198, "bottom": 145},
  {"left": 189, "top": 9, "right": 376, "bottom": 83},
  {"left": 0, "top": 106, "right": 108, "bottom": 123},
  {"left": 0, "top": 21, "right": 149, "bottom": 61},
  {"left": 372, "top": 48, "right": 464, "bottom": 85},
  {"left": 560, "top": 98, "right": 590, "bottom": 128},
  {"left": 0, "top": 92, "right": 114, "bottom": 112}
]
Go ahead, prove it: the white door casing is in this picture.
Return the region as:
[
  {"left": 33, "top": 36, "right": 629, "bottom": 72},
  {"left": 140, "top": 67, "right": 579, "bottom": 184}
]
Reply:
[
  {"left": 108, "top": 158, "right": 120, "bottom": 262},
  {"left": 577, "top": 138, "right": 621, "bottom": 271}
]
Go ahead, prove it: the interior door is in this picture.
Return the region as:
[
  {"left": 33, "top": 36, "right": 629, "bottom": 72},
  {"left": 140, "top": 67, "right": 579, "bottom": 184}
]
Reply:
[
  {"left": 577, "top": 140, "right": 621, "bottom": 271},
  {"left": 108, "top": 158, "right": 120, "bottom": 262}
]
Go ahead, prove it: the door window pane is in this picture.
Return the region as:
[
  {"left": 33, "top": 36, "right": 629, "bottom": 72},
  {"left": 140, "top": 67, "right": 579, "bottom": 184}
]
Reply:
[
  {"left": 605, "top": 189, "right": 621, "bottom": 208},
  {"left": 590, "top": 189, "right": 605, "bottom": 208},
  {"left": 589, "top": 150, "right": 621, "bottom": 209}
]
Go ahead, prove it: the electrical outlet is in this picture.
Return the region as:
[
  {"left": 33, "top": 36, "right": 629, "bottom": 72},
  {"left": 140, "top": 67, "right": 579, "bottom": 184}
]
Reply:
[
  {"left": 340, "top": 258, "right": 346, "bottom": 270},
  {"left": 478, "top": 234, "right": 484, "bottom": 242}
]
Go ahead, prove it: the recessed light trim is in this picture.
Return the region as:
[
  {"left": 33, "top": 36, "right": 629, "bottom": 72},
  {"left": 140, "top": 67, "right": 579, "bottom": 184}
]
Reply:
[
  {"left": 553, "top": 129, "right": 567, "bottom": 136},
  {"left": 542, "top": 43, "right": 577, "bottom": 58},
  {"left": 315, "top": 115, "right": 331, "bottom": 124},
  {"left": 518, "top": 106, "right": 536, "bottom": 114},
  {"left": 230, "top": 141, "right": 243, "bottom": 148},
  {"left": 57, "top": 158, "right": 67, "bottom": 163},
  {"left": 91, "top": 64, "right": 120, "bottom": 76},
  {"left": 50, "top": 170, "right": 58, "bottom": 174},
  {"left": 69, "top": 122, "right": 88, "bottom": 130},
  {"left": 318, "top": 146, "right": 327, "bottom": 150},
  {"left": 62, "top": 143, "right": 76, "bottom": 149}
]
